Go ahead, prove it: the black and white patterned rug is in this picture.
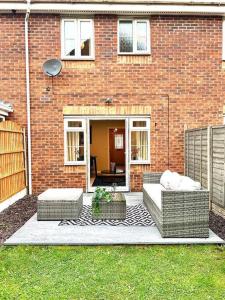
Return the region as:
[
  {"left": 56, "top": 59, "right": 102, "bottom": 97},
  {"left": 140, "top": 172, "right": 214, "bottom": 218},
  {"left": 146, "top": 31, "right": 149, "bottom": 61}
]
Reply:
[{"left": 59, "top": 204, "right": 155, "bottom": 227}]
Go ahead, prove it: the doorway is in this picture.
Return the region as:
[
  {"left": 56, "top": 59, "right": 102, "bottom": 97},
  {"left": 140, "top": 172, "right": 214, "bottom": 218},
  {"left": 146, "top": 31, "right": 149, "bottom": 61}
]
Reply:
[{"left": 87, "top": 118, "right": 129, "bottom": 192}]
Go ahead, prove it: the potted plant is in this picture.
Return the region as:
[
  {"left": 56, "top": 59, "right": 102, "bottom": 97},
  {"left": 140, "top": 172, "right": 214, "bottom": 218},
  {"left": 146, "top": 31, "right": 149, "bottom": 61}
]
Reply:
[
  {"left": 92, "top": 187, "right": 112, "bottom": 214},
  {"left": 131, "top": 147, "right": 140, "bottom": 160},
  {"left": 92, "top": 187, "right": 126, "bottom": 220}
]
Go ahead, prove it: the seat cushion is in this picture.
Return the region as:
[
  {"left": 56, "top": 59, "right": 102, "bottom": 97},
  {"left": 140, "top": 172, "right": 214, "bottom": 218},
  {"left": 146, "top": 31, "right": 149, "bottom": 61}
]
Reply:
[
  {"left": 38, "top": 188, "right": 83, "bottom": 201},
  {"left": 143, "top": 184, "right": 165, "bottom": 210}
]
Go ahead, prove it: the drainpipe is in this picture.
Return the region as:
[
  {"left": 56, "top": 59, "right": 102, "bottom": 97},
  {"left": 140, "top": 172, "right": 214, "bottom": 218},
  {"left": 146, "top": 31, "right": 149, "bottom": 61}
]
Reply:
[{"left": 25, "top": 0, "right": 32, "bottom": 194}]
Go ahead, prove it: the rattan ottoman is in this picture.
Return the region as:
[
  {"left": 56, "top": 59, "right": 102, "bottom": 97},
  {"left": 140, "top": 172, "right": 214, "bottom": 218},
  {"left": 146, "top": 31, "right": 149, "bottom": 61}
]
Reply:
[{"left": 37, "top": 188, "right": 83, "bottom": 221}]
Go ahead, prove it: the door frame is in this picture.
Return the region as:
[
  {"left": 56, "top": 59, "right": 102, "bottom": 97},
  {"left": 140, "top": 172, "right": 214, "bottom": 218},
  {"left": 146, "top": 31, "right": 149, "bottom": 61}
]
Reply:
[{"left": 87, "top": 116, "right": 130, "bottom": 192}]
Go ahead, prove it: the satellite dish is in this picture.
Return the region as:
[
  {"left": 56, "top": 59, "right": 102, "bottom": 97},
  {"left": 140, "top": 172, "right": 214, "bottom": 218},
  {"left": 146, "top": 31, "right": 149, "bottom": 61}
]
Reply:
[{"left": 43, "top": 59, "right": 62, "bottom": 77}]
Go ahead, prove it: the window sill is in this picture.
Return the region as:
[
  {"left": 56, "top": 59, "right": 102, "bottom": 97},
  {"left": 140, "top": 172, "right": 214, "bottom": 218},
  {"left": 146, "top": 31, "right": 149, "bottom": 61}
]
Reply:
[
  {"left": 118, "top": 53, "right": 151, "bottom": 56},
  {"left": 130, "top": 161, "right": 151, "bottom": 165},
  {"left": 61, "top": 57, "right": 95, "bottom": 61},
  {"left": 64, "top": 162, "right": 86, "bottom": 166},
  {"left": 117, "top": 55, "right": 152, "bottom": 65},
  {"left": 62, "top": 60, "right": 95, "bottom": 70}
]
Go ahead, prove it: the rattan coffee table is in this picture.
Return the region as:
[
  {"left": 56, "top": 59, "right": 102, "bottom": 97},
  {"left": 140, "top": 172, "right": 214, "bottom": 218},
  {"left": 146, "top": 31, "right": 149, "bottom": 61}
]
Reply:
[{"left": 92, "top": 193, "right": 126, "bottom": 220}]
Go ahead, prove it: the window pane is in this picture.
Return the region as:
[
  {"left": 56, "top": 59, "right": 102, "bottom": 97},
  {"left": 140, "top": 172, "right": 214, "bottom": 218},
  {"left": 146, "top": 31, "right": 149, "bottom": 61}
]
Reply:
[
  {"left": 80, "top": 21, "right": 92, "bottom": 56},
  {"left": 133, "top": 121, "right": 147, "bottom": 127},
  {"left": 67, "top": 131, "right": 84, "bottom": 161},
  {"left": 119, "top": 20, "right": 133, "bottom": 53},
  {"left": 65, "top": 21, "right": 75, "bottom": 39},
  {"left": 131, "top": 131, "right": 148, "bottom": 161},
  {"left": 65, "top": 40, "right": 75, "bottom": 56},
  {"left": 64, "top": 21, "right": 75, "bottom": 56},
  {"left": 68, "top": 121, "right": 82, "bottom": 128},
  {"left": 136, "top": 21, "right": 147, "bottom": 51}
]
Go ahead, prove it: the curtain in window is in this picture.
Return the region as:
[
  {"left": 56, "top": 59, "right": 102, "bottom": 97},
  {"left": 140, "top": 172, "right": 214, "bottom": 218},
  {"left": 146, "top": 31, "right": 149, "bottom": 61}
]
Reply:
[
  {"left": 67, "top": 132, "right": 80, "bottom": 161},
  {"left": 138, "top": 131, "right": 148, "bottom": 160},
  {"left": 131, "top": 131, "right": 148, "bottom": 160}
]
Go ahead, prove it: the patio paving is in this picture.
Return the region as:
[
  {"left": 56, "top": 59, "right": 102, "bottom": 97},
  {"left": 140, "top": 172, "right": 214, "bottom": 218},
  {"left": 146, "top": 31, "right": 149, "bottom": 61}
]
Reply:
[{"left": 4, "top": 193, "right": 224, "bottom": 245}]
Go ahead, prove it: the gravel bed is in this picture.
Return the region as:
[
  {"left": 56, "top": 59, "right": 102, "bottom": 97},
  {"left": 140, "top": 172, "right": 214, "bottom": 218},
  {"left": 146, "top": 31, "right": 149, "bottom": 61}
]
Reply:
[
  {"left": 0, "top": 195, "right": 37, "bottom": 244},
  {"left": 209, "top": 211, "right": 225, "bottom": 241},
  {"left": 0, "top": 195, "right": 225, "bottom": 244}
]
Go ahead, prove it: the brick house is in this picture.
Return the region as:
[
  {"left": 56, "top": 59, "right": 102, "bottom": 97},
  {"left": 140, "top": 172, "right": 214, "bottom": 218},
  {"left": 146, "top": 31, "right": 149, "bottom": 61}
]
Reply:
[{"left": 1, "top": 0, "right": 225, "bottom": 194}]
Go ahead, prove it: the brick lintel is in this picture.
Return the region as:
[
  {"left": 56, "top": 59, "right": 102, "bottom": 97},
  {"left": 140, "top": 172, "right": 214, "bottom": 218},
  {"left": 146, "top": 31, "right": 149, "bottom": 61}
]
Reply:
[{"left": 63, "top": 105, "right": 151, "bottom": 116}]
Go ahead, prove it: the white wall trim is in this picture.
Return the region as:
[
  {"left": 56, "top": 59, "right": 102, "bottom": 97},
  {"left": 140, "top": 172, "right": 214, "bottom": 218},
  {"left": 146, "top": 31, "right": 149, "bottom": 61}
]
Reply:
[
  {"left": 222, "top": 18, "right": 225, "bottom": 60},
  {"left": 2, "top": 3, "right": 225, "bottom": 16},
  {"left": 0, "top": 188, "right": 27, "bottom": 214},
  {"left": 25, "top": 2, "right": 32, "bottom": 194}
]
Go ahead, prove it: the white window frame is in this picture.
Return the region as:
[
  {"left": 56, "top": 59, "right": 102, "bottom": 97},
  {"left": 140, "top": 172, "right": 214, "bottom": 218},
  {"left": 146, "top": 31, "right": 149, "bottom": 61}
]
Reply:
[
  {"left": 129, "top": 118, "right": 150, "bottom": 164},
  {"left": 118, "top": 18, "right": 151, "bottom": 55},
  {"left": 61, "top": 18, "right": 95, "bottom": 60},
  {"left": 64, "top": 118, "right": 86, "bottom": 165},
  {"left": 223, "top": 18, "right": 225, "bottom": 60}
]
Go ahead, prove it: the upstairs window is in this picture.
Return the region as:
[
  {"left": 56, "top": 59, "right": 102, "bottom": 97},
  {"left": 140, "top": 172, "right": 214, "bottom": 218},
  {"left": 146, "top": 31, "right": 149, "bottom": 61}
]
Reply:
[
  {"left": 118, "top": 19, "right": 150, "bottom": 55},
  {"left": 61, "top": 19, "right": 94, "bottom": 60}
]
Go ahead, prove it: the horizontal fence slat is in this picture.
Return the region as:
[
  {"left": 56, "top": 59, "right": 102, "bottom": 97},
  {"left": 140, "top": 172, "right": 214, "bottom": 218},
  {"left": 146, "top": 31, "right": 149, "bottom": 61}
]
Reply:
[
  {"left": 0, "top": 150, "right": 24, "bottom": 155},
  {"left": 0, "top": 169, "right": 26, "bottom": 180}
]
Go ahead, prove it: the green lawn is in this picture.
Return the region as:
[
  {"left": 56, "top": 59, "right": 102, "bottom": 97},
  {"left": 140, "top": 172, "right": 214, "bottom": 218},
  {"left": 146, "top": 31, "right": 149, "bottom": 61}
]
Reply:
[{"left": 0, "top": 245, "right": 225, "bottom": 300}]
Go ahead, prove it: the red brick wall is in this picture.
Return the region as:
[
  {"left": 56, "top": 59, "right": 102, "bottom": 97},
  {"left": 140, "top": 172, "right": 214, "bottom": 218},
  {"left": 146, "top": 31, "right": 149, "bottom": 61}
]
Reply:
[
  {"left": 0, "top": 14, "right": 26, "bottom": 126},
  {"left": 1, "top": 14, "right": 225, "bottom": 193}
]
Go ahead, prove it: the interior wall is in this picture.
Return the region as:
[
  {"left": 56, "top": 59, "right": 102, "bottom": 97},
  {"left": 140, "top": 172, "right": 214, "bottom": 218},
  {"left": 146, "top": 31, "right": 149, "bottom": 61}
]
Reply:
[{"left": 90, "top": 120, "right": 125, "bottom": 172}]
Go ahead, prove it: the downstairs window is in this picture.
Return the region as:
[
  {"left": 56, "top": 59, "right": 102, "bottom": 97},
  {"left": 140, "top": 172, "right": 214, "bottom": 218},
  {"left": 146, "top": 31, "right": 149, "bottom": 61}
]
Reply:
[
  {"left": 130, "top": 118, "right": 150, "bottom": 164},
  {"left": 64, "top": 118, "right": 86, "bottom": 165}
]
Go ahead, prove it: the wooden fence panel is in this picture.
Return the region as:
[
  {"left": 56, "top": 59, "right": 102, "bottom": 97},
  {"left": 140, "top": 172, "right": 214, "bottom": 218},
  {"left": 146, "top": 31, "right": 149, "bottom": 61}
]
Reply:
[
  {"left": 211, "top": 126, "right": 225, "bottom": 208},
  {"left": 185, "top": 127, "right": 209, "bottom": 190},
  {"left": 0, "top": 121, "right": 26, "bottom": 202}
]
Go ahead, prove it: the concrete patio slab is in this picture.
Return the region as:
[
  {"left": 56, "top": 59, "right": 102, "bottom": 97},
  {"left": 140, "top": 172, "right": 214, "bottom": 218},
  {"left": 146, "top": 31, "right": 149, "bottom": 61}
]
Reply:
[{"left": 4, "top": 193, "right": 224, "bottom": 245}]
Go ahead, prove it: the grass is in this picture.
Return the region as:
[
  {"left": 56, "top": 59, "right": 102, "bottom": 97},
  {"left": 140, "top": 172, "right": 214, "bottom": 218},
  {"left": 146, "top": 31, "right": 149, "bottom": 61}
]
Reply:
[{"left": 0, "top": 245, "right": 225, "bottom": 300}]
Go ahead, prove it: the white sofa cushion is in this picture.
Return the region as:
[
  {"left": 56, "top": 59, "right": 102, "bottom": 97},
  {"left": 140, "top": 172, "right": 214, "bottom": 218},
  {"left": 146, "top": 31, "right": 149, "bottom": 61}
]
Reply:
[
  {"left": 160, "top": 170, "right": 201, "bottom": 191},
  {"left": 176, "top": 176, "right": 201, "bottom": 191},
  {"left": 168, "top": 172, "right": 182, "bottom": 190},
  {"left": 143, "top": 183, "right": 166, "bottom": 210},
  {"left": 160, "top": 170, "right": 172, "bottom": 189}
]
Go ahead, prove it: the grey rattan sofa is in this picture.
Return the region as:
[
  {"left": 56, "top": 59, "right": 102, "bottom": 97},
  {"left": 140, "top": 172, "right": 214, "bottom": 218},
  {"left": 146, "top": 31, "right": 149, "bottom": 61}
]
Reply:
[{"left": 143, "top": 173, "right": 209, "bottom": 238}]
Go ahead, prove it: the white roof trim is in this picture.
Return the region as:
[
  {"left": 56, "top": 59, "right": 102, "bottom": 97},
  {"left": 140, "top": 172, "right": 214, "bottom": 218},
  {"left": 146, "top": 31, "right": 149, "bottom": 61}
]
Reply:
[
  {"left": 0, "top": 101, "right": 13, "bottom": 117},
  {"left": 1, "top": 3, "right": 225, "bottom": 15}
]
